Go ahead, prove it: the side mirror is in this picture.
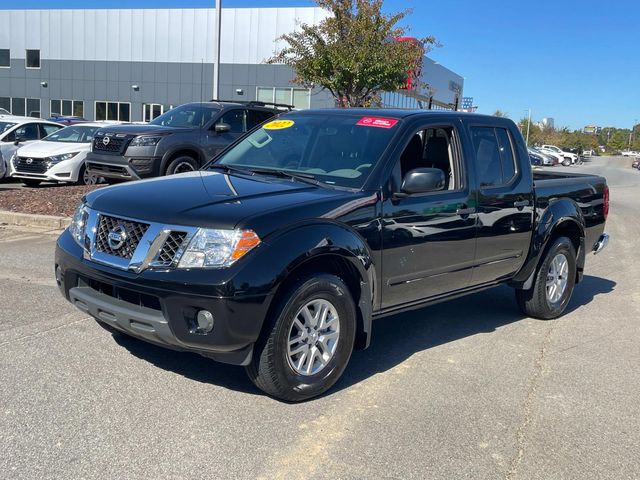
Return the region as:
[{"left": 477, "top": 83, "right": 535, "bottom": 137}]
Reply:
[
  {"left": 214, "top": 123, "right": 231, "bottom": 134},
  {"left": 14, "top": 137, "right": 24, "bottom": 146},
  {"left": 400, "top": 168, "right": 445, "bottom": 195}
]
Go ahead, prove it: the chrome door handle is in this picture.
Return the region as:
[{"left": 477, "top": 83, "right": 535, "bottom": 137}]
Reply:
[{"left": 514, "top": 200, "right": 530, "bottom": 208}]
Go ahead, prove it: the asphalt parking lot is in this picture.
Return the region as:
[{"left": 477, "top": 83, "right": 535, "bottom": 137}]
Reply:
[{"left": 1, "top": 156, "right": 638, "bottom": 479}]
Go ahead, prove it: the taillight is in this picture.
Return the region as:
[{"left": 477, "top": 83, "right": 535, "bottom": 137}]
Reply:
[{"left": 603, "top": 185, "right": 609, "bottom": 220}]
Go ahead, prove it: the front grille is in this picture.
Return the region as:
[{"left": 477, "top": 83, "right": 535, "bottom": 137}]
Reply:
[
  {"left": 95, "top": 215, "right": 149, "bottom": 259},
  {"left": 93, "top": 136, "right": 128, "bottom": 154},
  {"left": 14, "top": 157, "right": 48, "bottom": 174},
  {"left": 79, "top": 276, "right": 162, "bottom": 311},
  {"left": 154, "top": 231, "right": 188, "bottom": 267}
]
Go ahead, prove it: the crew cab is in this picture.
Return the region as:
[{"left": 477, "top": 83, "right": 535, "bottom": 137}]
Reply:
[
  {"left": 56, "top": 110, "right": 609, "bottom": 401},
  {"left": 85, "top": 101, "right": 289, "bottom": 181}
]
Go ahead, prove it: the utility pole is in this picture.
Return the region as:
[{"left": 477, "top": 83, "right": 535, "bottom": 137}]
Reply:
[
  {"left": 525, "top": 108, "right": 532, "bottom": 146},
  {"left": 212, "top": 0, "right": 222, "bottom": 100}
]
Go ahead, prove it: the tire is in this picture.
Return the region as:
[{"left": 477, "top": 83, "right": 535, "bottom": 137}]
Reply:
[
  {"left": 75, "top": 164, "right": 100, "bottom": 185},
  {"left": 515, "top": 236, "right": 576, "bottom": 319},
  {"left": 246, "top": 274, "right": 357, "bottom": 402},
  {"left": 165, "top": 155, "right": 198, "bottom": 176},
  {"left": 20, "top": 179, "right": 41, "bottom": 187},
  {"left": 562, "top": 158, "right": 571, "bottom": 166}
]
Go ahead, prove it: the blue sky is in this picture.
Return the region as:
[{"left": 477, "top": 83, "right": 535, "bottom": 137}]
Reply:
[{"left": 5, "top": 0, "right": 639, "bottom": 130}]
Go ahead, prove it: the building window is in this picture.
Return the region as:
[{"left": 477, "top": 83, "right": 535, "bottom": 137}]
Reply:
[
  {"left": 0, "top": 97, "right": 10, "bottom": 112},
  {"left": 51, "top": 99, "right": 84, "bottom": 117},
  {"left": 143, "top": 103, "right": 169, "bottom": 122},
  {"left": 25, "top": 49, "right": 40, "bottom": 69},
  {"left": 95, "top": 101, "right": 131, "bottom": 122},
  {"left": 26, "top": 98, "right": 40, "bottom": 118},
  {"left": 256, "top": 87, "right": 311, "bottom": 109},
  {"left": 0, "top": 49, "right": 9, "bottom": 68},
  {"left": 11, "top": 97, "right": 25, "bottom": 116}
]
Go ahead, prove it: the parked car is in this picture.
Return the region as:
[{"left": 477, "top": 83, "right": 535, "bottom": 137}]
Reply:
[
  {"left": 0, "top": 116, "right": 63, "bottom": 178},
  {"left": 9, "top": 123, "right": 106, "bottom": 186},
  {"left": 47, "top": 115, "right": 89, "bottom": 126},
  {"left": 528, "top": 148, "right": 545, "bottom": 166},
  {"left": 582, "top": 149, "right": 595, "bottom": 157},
  {"left": 0, "top": 108, "right": 11, "bottom": 115},
  {"left": 532, "top": 147, "right": 559, "bottom": 166},
  {"left": 621, "top": 150, "right": 640, "bottom": 157},
  {"left": 85, "top": 101, "right": 291, "bottom": 181},
  {"left": 632, "top": 158, "right": 640, "bottom": 169},
  {"left": 56, "top": 109, "right": 609, "bottom": 401},
  {"left": 528, "top": 147, "right": 558, "bottom": 167},
  {"left": 541, "top": 145, "right": 578, "bottom": 166}
]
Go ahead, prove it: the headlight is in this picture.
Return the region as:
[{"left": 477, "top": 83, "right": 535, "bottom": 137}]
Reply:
[
  {"left": 48, "top": 152, "right": 79, "bottom": 164},
  {"left": 68, "top": 202, "right": 89, "bottom": 246},
  {"left": 130, "top": 136, "right": 163, "bottom": 147},
  {"left": 178, "top": 229, "right": 261, "bottom": 269}
]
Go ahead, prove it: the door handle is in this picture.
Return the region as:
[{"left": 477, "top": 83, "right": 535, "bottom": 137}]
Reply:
[
  {"left": 456, "top": 207, "right": 476, "bottom": 216},
  {"left": 514, "top": 200, "right": 530, "bottom": 208}
]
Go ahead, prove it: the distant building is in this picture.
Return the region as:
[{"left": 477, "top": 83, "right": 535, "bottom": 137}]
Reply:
[
  {"left": 584, "top": 125, "right": 601, "bottom": 134},
  {"left": 539, "top": 117, "right": 554, "bottom": 129}
]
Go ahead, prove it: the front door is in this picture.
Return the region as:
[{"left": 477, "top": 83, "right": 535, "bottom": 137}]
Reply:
[
  {"left": 204, "top": 109, "right": 247, "bottom": 159},
  {"left": 381, "top": 123, "right": 477, "bottom": 308}
]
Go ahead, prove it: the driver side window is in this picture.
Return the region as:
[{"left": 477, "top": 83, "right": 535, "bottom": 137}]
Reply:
[{"left": 395, "top": 126, "right": 461, "bottom": 192}]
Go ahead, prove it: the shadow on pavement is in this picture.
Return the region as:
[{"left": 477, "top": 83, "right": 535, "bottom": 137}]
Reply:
[{"left": 111, "top": 274, "right": 616, "bottom": 399}]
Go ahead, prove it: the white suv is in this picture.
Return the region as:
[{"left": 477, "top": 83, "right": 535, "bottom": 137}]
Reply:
[
  {"left": 0, "top": 116, "right": 63, "bottom": 179},
  {"left": 541, "top": 145, "right": 579, "bottom": 166}
]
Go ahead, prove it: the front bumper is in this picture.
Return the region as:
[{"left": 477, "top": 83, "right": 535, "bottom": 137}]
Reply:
[
  {"left": 55, "top": 230, "right": 271, "bottom": 365},
  {"left": 85, "top": 151, "right": 162, "bottom": 180},
  {"left": 11, "top": 157, "right": 83, "bottom": 183}
]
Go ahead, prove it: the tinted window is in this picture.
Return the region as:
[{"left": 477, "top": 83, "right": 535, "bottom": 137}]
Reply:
[
  {"left": 26, "top": 49, "right": 40, "bottom": 68},
  {"left": 471, "top": 127, "right": 517, "bottom": 188},
  {"left": 0, "top": 49, "right": 9, "bottom": 68},
  {"left": 150, "top": 104, "right": 219, "bottom": 128},
  {"left": 217, "top": 109, "right": 246, "bottom": 133},
  {"left": 247, "top": 110, "right": 275, "bottom": 130},
  {"left": 0, "top": 122, "right": 17, "bottom": 137},
  {"left": 12, "top": 123, "right": 40, "bottom": 141}
]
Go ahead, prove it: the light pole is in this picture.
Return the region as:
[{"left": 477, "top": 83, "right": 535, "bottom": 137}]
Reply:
[
  {"left": 212, "top": 0, "right": 222, "bottom": 100},
  {"left": 525, "top": 108, "right": 532, "bottom": 146}
]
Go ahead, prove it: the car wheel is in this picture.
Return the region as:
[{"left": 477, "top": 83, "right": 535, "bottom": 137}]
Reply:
[
  {"left": 246, "top": 274, "right": 356, "bottom": 402},
  {"left": 562, "top": 158, "right": 571, "bottom": 166},
  {"left": 20, "top": 179, "right": 41, "bottom": 187},
  {"left": 76, "top": 164, "right": 100, "bottom": 185},
  {"left": 515, "top": 236, "right": 576, "bottom": 319},
  {"left": 165, "top": 156, "right": 198, "bottom": 175}
]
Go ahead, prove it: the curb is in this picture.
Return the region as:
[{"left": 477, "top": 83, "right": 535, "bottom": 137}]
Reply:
[{"left": 0, "top": 210, "right": 71, "bottom": 229}]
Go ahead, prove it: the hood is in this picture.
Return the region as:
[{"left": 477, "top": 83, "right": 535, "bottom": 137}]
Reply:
[
  {"left": 85, "top": 171, "right": 351, "bottom": 233},
  {"left": 95, "top": 124, "right": 194, "bottom": 136},
  {"left": 17, "top": 140, "right": 90, "bottom": 158}
]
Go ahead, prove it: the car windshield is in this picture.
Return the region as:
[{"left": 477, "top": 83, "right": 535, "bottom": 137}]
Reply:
[
  {"left": 0, "top": 121, "right": 17, "bottom": 134},
  {"left": 212, "top": 113, "right": 400, "bottom": 189},
  {"left": 150, "top": 104, "right": 220, "bottom": 128},
  {"left": 44, "top": 125, "right": 100, "bottom": 143}
]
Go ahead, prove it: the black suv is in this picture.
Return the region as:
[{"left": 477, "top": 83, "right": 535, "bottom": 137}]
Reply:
[{"left": 86, "top": 101, "right": 290, "bottom": 180}]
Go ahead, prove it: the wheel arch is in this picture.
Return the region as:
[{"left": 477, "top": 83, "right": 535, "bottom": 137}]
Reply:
[{"left": 160, "top": 146, "right": 204, "bottom": 174}]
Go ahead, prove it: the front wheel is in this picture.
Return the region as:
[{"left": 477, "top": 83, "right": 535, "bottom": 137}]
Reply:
[
  {"left": 515, "top": 236, "right": 576, "bottom": 319},
  {"left": 165, "top": 156, "right": 198, "bottom": 176},
  {"left": 562, "top": 158, "right": 571, "bottom": 166},
  {"left": 76, "top": 164, "right": 100, "bottom": 185},
  {"left": 246, "top": 274, "right": 356, "bottom": 402}
]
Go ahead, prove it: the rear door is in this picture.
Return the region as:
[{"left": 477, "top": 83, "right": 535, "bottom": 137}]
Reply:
[
  {"left": 466, "top": 122, "right": 534, "bottom": 285},
  {"left": 380, "top": 120, "right": 477, "bottom": 307}
]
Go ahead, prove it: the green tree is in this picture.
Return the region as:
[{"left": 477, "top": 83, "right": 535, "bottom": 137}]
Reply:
[
  {"left": 608, "top": 130, "right": 629, "bottom": 152},
  {"left": 269, "top": 0, "right": 438, "bottom": 107}
]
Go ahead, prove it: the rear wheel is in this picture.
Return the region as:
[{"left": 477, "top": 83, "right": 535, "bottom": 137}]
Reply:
[
  {"left": 562, "top": 157, "right": 571, "bottom": 166},
  {"left": 515, "top": 236, "right": 576, "bottom": 319},
  {"left": 246, "top": 274, "right": 356, "bottom": 402},
  {"left": 20, "top": 179, "right": 41, "bottom": 187},
  {"left": 165, "top": 155, "right": 198, "bottom": 176}
]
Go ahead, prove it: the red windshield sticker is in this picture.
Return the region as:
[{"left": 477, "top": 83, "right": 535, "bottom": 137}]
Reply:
[{"left": 356, "top": 117, "right": 399, "bottom": 128}]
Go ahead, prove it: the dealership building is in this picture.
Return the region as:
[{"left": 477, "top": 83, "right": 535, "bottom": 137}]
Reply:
[{"left": 0, "top": 6, "right": 464, "bottom": 122}]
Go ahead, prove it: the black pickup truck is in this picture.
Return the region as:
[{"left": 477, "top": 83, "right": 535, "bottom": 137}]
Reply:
[{"left": 55, "top": 109, "right": 609, "bottom": 401}]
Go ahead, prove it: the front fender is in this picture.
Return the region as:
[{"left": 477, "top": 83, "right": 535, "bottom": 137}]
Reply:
[
  {"left": 510, "top": 197, "right": 585, "bottom": 288},
  {"left": 231, "top": 220, "right": 376, "bottom": 348}
]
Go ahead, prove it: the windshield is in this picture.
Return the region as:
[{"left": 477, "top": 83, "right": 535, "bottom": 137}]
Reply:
[
  {"left": 44, "top": 125, "right": 100, "bottom": 143},
  {"left": 150, "top": 104, "right": 220, "bottom": 128},
  {"left": 213, "top": 113, "right": 400, "bottom": 188},
  {"left": 0, "top": 121, "right": 17, "bottom": 135}
]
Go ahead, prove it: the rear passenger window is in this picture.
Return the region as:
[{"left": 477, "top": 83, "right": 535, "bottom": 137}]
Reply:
[
  {"left": 247, "top": 110, "right": 275, "bottom": 130},
  {"left": 471, "top": 127, "right": 517, "bottom": 188}
]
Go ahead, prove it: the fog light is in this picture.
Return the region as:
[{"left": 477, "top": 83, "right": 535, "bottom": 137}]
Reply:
[{"left": 196, "top": 310, "right": 215, "bottom": 334}]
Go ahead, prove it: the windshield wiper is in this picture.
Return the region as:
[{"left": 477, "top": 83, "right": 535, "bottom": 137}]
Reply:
[
  {"left": 207, "top": 164, "right": 254, "bottom": 176},
  {"left": 243, "top": 167, "right": 325, "bottom": 187}
]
